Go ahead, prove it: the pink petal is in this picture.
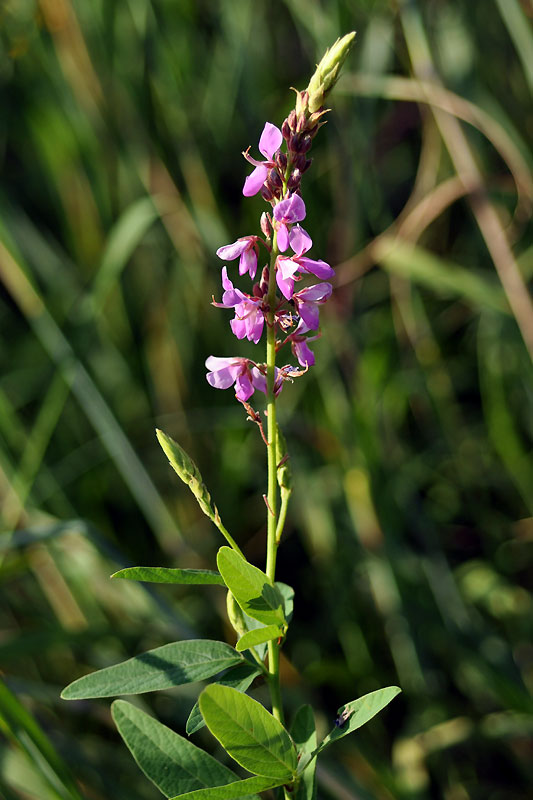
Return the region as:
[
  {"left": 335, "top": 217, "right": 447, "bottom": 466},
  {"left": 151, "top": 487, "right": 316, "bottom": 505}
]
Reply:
[
  {"left": 277, "top": 222, "right": 289, "bottom": 252},
  {"left": 240, "top": 246, "right": 257, "bottom": 278},
  {"left": 293, "top": 339, "right": 315, "bottom": 367},
  {"left": 251, "top": 367, "right": 267, "bottom": 394},
  {"left": 299, "top": 257, "right": 335, "bottom": 279},
  {"left": 276, "top": 270, "right": 295, "bottom": 300},
  {"left": 297, "top": 302, "right": 320, "bottom": 330},
  {"left": 296, "top": 282, "right": 333, "bottom": 302},
  {"left": 277, "top": 256, "right": 300, "bottom": 281},
  {"left": 230, "top": 318, "right": 247, "bottom": 339},
  {"left": 243, "top": 165, "right": 269, "bottom": 196},
  {"left": 206, "top": 366, "right": 237, "bottom": 390},
  {"left": 289, "top": 224, "right": 312, "bottom": 256},
  {"left": 274, "top": 194, "right": 306, "bottom": 223},
  {"left": 235, "top": 373, "right": 254, "bottom": 401},
  {"left": 258, "top": 122, "right": 283, "bottom": 160},
  {"left": 205, "top": 355, "right": 234, "bottom": 371},
  {"left": 216, "top": 240, "right": 249, "bottom": 261}
]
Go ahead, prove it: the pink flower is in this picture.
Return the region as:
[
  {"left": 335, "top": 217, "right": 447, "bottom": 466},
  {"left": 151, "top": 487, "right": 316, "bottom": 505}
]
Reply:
[
  {"left": 287, "top": 321, "right": 320, "bottom": 367},
  {"left": 276, "top": 225, "right": 334, "bottom": 299},
  {"left": 205, "top": 356, "right": 256, "bottom": 402},
  {"left": 213, "top": 268, "right": 265, "bottom": 344},
  {"left": 216, "top": 236, "right": 260, "bottom": 280},
  {"left": 273, "top": 194, "right": 306, "bottom": 252},
  {"left": 292, "top": 282, "right": 332, "bottom": 330},
  {"left": 242, "top": 123, "right": 283, "bottom": 197}
]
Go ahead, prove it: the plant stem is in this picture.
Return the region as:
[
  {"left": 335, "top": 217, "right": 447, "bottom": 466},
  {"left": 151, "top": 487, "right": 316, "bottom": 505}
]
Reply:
[{"left": 265, "top": 234, "right": 284, "bottom": 723}]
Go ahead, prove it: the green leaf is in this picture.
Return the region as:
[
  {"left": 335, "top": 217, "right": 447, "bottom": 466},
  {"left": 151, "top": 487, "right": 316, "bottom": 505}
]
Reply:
[
  {"left": 186, "top": 663, "right": 260, "bottom": 736},
  {"left": 169, "top": 776, "right": 284, "bottom": 800},
  {"left": 235, "top": 626, "right": 281, "bottom": 652},
  {"left": 199, "top": 685, "right": 298, "bottom": 780},
  {"left": 316, "top": 687, "right": 401, "bottom": 754},
  {"left": 111, "top": 700, "right": 261, "bottom": 799},
  {"left": 216, "top": 547, "right": 285, "bottom": 628},
  {"left": 291, "top": 706, "right": 317, "bottom": 800},
  {"left": 276, "top": 582, "right": 295, "bottom": 623},
  {"left": 111, "top": 566, "right": 225, "bottom": 586},
  {"left": 61, "top": 640, "right": 243, "bottom": 699}
]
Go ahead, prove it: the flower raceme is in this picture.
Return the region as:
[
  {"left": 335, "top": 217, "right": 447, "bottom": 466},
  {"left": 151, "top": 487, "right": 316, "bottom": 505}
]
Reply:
[{"left": 207, "top": 102, "right": 337, "bottom": 403}]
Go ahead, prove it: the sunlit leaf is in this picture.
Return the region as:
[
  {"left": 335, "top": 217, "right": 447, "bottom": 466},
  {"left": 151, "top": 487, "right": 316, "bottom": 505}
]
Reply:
[
  {"left": 216, "top": 547, "right": 285, "bottom": 628},
  {"left": 316, "top": 687, "right": 401, "bottom": 754},
  {"left": 169, "top": 776, "right": 283, "bottom": 800},
  {"left": 111, "top": 566, "right": 225, "bottom": 586},
  {"left": 62, "top": 641, "right": 243, "bottom": 699},
  {"left": 199, "top": 685, "right": 297, "bottom": 779},
  {"left": 186, "top": 663, "right": 260, "bottom": 736}
]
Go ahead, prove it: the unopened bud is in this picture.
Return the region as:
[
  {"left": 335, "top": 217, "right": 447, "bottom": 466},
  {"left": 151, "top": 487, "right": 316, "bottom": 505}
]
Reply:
[
  {"left": 306, "top": 31, "right": 356, "bottom": 113},
  {"left": 287, "top": 109, "right": 298, "bottom": 132},
  {"left": 276, "top": 151, "right": 288, "bottom": 171},
  {"left": 261, "top": 185, "right": 274, "bottom": 202},
  {"left": 292, "top": 153, "right": 307, "bottom": 171},
  {"left": 260, "top": 266, "right": 269, "bottom": 293},
  {"left": 287, "top": 171, "right": 301, "bottom": 191},
  {"left": 156, "top": 429, "right": 217, "bottom": 522},
  {"left": 226, "top": 591, "right": 247, "bottom": 637},
  {"left": 295, "top": 90, "right": 308, "bottom": 118},
  {"left": 260, "top": 211, "right": 271, "bottom": 238},
  {"left": 269, "top": 169, "right": 283, "bottom": 190},
  {"left": 281, "top": 119, "right": 291, "bottom": 140},
  {"left": 296, "top": 112, "right": 307, "bottom": 133}
]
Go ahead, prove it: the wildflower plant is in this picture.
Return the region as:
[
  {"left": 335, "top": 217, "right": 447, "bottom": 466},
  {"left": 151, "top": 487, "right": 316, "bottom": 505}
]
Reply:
[{"left": 62, "top": 34, "right": 400, "bottom": 800}]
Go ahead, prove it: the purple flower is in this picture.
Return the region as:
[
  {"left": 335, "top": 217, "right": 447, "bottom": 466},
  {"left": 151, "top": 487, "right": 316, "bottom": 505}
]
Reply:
[
  {"left": 205, "top": 356, "right": 257, "bottom": 402},
  {"left": 276, "top": 225, "right": 334, "bottom": 299},
  {"left": 273, "top": 194, "right": 306, "bottom": 252},
  {"left": 292, "top": 282, "right": 332, "bottom": 330},
  {"left": 213, "top": 268, "right": 265, "bottom": 344},
  {"left": 287, "top": 321, "right": 320, "bottom": 367},
  {"left": 251, "top": 364, "right": 302, "bottom": 396},
  {"left": 216, "top": 236, "right": 260, "bottom": 280},
  {"left": 242, "top": 123, "right": 283, "bottom": 197}
]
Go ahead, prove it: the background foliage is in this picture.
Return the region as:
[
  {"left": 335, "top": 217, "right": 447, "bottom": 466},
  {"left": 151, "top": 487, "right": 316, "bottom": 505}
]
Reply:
[{"left": 1, "top": 0, "right": 533, "bottom": 798}]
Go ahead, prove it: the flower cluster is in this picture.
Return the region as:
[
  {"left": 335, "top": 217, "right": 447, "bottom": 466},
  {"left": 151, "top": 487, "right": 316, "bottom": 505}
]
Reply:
[{"left": 206, "top": 93, "right": 336, "bottom": 405}]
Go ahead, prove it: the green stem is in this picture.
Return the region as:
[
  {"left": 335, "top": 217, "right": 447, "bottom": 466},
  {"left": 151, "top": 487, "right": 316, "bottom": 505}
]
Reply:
[
  {"left": 275, "top": 488, "right": 292, "bottom": 544},
  {"left": 265, "top": 232, "right": 284, "bottom": 723}
]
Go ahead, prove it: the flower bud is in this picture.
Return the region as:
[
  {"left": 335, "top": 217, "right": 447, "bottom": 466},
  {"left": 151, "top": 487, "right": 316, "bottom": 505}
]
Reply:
[
  {"left": 287, "top": 171, "right": 301, "bottom": 191},
  {"left": 226, "top": 591, "right": 247, "bottom": 637},
  {"left": 260, "top": 211, "right": 271, "bottom": 238},
  {"left": 261, "top": 185, "right": 274, "bottom": 202},
  {"left": 306, "top": 31, "right": 356, "bottom": 113},
  {"left": 276, "top": 151, "right": 288, "bottom": 171},
  {"left": 295, "top": 90, "right": 308, "bottom": 118},
  {"left": 273, "top": 170, "right": 284, "bottom": 188},
  {"left": 296, "top": 112, "right": 307, "bottom": 133},
  {"left": 287, "top": 109, "right": 298, "bottom": 132},
  {"left": 260, "top": 266, "right": 269, "bottom": 293},
  {"left": 281, "top": 119, "right": 291, "bottom": 140},
  {"left": 292, "top": 152, "right": 307, "bottom": 171}
]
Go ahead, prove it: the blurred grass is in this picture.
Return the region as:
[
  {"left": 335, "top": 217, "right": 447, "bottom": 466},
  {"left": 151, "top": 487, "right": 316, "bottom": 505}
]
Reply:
[{"left": 1, "top": 1, "right": 533, "bottom": 798}]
